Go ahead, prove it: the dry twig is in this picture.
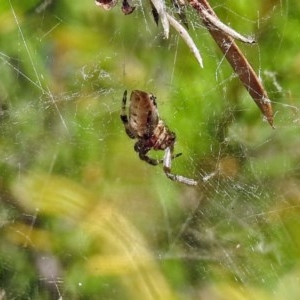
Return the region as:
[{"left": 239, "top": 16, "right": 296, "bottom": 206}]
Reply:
[{"left": 188, "top": 0, "right": 274, "bottom": 127}]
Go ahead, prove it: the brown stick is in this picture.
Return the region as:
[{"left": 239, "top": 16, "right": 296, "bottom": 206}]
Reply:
[{"left": 188, "top": 0, "right": 274, "bottom": 127}]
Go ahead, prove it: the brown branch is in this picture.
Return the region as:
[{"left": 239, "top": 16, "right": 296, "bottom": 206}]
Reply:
[{"left": 188, "top": 0, "right": 274, "bottom": 127}]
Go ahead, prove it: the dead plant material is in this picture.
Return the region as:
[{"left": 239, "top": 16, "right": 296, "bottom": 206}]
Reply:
[{"left": 188, "top": 0, "right": 274, "bottom": 127}]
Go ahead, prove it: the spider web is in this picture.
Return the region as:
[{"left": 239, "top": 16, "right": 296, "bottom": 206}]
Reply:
[{"left": 1, "top": 0, "right": 300, "bottom": 299}]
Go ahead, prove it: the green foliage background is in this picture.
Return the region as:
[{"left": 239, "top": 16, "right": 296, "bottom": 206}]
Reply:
[{"left": 1, "top": 0, "right": 300, "bottom": 299}]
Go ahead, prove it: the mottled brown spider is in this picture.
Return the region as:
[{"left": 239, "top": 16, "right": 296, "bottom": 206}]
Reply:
[{"left": 120, "top": 90, "right": 197, "bottom": 186}]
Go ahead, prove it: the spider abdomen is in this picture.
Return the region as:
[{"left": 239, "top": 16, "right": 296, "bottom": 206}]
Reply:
[
  {"left": 151, "top": 121, "right": 176, "bottom": 150},
  {"left": 128, "top": 90, "right": 159, "bottom": 137}
]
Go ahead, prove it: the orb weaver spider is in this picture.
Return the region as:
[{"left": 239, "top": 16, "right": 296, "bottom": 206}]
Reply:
[{"left": 120, "top": 90, "right": 197, "bottom": 186}]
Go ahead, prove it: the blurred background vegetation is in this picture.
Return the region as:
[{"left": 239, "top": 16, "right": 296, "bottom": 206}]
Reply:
[{"left": 1, "top": 0, "right": 300, "bottom": 299}]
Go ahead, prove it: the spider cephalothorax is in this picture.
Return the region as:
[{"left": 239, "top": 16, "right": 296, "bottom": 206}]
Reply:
[{"left": 120, "top": 90, "right": 197, "bottom": 186}]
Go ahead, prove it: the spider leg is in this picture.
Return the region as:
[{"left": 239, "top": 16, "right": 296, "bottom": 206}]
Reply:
[
  {"left": 139, "top": 152, "right": 162, "bottom": 165},
  {"left": 120, "top": 90, "right": 135, "bottom": 139},
  {"left": 134, "top": 138, "right": 183, "bottom": 166},
  {"left": 134, "top": 140, "right": 161, "bottom": 165},
  {"left": 173, "top": 152, "right": 182, "bottom": 159},
  {"left": 140, "top": 152, "right": 182, "bottom": 165},
  {"left": 163, "top": 147, "right": 198, "bottom": 186}
]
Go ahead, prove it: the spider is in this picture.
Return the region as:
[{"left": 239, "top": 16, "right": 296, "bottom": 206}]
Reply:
[{"left": 120, "top": 90, "right": 197, "bottom": 186}]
